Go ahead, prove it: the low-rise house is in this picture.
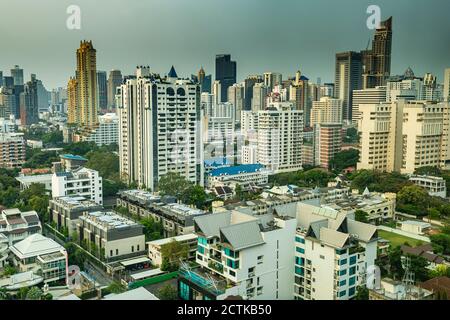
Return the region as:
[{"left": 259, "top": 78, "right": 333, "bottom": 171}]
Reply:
[
  {"left": 419, "top": 276, "right": 450, "bottom": 299},
  {"left": 9, "top": 234, "right": 68, "bottom": 284},
  {"left": 147, "top": 233, "right": 198, "bottom": 267},
  {"left": 409, "top": 175, "right": 447, "bottom": 198},
  {"left": 399, "top": 220, "right": 431, "bottom": 235},
  {"left": 77, "top": 211, "right": 146, "bottom": 261},
  {"left": 400, "top": 243, "right": 448, "bottom": 270},
  {"left": 0, "top": 208, "right": 42, "bottom": 245}
]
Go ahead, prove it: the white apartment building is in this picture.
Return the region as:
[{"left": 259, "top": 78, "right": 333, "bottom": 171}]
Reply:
[
  {"left": 357, "top": 100, "right": 450, "bottom": 174},
  {"left": 352, "top": 86, "right": 387, "bottom": 123},
  {"left": 10, "top": 233, "right": 68, "bottom": 284},
  {"left": 310, "top": 97, "right": 343, "bottom": 126},
  {"left": 0, "top": 115, "right": 16, "bottom": 133},
  {"left": 178, "top": 210, "right": 297, "bottom": 300},
  {"left": 0, "top": 132, "right": 25, "bottom": 168},
  {"left": 292, "top": 201, "right": 378, "bottom": 300},
  {"left": 241, "top": 144, "right": 258, "bottom": 164},
  {"left": 77, "top": 211, "right": 145, "bottom": 260},
  {"left": 251, "top": 83, "right": 268, "bottom": 112},
  {"left": 52, "top": 167, "right": 103, "bottom": 205},
  {"left": 0, "top": 234, "right": 9, "bottom": 269},
  {"left": 16, "top": 173, "right": 53, "bottom": 191},
  {"left": 409, "top": 175, "right": 447, "bottom": 198},
  {"left": 244, "top": 102, "right": 303, "bottom": 174},
  {"left": 444, "top": 68, "right": 450, "bottom": 102},
  {"left": 0, "top": 209, "right": 42, "bottom": 245},
  {"left": 117, "top": 67, "right": 203, "bottom": 191},
  {"left": 75, "top": 113, "right": 119, "bottom": 146}
]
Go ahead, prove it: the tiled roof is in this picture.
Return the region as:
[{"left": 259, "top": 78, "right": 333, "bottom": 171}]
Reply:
[{"left": 209, "top": 164, "right": 265, "bottom": 177}]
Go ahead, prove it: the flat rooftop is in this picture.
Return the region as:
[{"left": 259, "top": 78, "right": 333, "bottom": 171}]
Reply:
[
  {"left": 81, "top": 211, "right": 139, "bottom": 229},
  {"left": 52, "top": 195, "right": 100, "bottom": 209}
]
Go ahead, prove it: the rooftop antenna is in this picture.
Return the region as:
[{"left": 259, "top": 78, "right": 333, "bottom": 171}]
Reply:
[{"left": 402, "top": 256, "right": 415, "bottom": 300}]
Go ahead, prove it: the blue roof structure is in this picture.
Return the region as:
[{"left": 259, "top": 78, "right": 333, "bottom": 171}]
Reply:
[
  {"left": 209, "top": 164, "right": 265, "bottom": 177},
  {"left": 168, "top": 65, "right": 178, "bottom": 78},
  {"left": 60, "top": 154, "right": 88, "bottom": 161},
  {"left": 204, "top": 157, "right": 232, "bottom": 168},
  {"left": 300, "top": 75, "right": 309, "bottom": 81}
]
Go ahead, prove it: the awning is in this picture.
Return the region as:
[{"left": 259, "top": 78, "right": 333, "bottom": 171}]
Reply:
[{"left": 120, "top": 256, "right": 151, "bottom": 267}]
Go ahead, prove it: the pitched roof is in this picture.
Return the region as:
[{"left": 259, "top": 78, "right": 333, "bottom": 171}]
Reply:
[
  {"left": 220, "top": 220, "right": 264, "bottom": 250},
  {"left": 168, "top": 65, "right": 178, "bottom": 78},
  {"left": 10, "top": 234, "right": 64, "bottom": 259},
  {"left": 346, "top": 219, "right": 377, "bottom": 242},
  {"left": 319, "top": 228, "right": 350, "bottom": 248},
  {"left": 209, "top": 164, "right": 265, "bottom": 177},
  {"left": 419, "top": 276, "right": 450, "bottom": 298},
  {"left": 194, "top": 211, "right": 231, "bottom": 238}
]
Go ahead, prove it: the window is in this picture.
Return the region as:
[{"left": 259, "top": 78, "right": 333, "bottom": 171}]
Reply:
[
  {"left": 339, "top": 290, "right": 346, "bottom": 297},
  {"left": 349, "top": 256, "right": 357, "bottom": 265},
  {"left": 295, "top": 257, "right": 304, "bottom": 266},
  {"left": 348, "top": 287, "right": 356, "bottom": 296},
  {"left": 339, "top": 269, "right": 347, "bottom": 276},
  {"left": 137, "top": 245, "right": 140, "bottom": 251},
  {"left": 116, "top": 249, "right": 119, "bottom": 255},
  {"left": 198, "top": 246, "right": 205, "bottom": 254},
  {"left": 336, "top": 248, "right": 347, "bottom": 255},
  {"left": 257, "top": 255, "right": 264, "bottom": 264},
  {"left": 349, "top": 276, "right": 356, "bottom": 286},
  {"left": 110, "top": 250, "right": 113, "bottom": 256},
  {"left": 295, "top": 267, "right": 304, "bottom": 276},
  {"left": 198, "top": 237, "right": 207, "bottom": 246},
  {"left": 296, "top": 247, "right": 305, "bottom": 254},
  {"left": 339, "top": 258, "right": 347, "bottom": 265},
  {"left": 339, "top": 279, "right": 346, "bottom": 286},
  {"left": 131, "top": 246, "right": 134, "bottom": 253},
  {"left": 295, "top": 236, "right": 305, "bottom": 244},
  {"left": 349, "top": 266, "right": 356, "bottom": 275},
  {"left": 179, "top": 281, "right": 190, "bottom": 300}
]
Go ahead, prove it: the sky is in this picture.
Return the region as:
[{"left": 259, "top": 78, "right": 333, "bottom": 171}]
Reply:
[{"left": 0, "top": 0, "right": 449, "bottom": 89}]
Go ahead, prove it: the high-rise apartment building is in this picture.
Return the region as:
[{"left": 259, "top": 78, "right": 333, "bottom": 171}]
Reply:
[
  {"left": 357, "top": 100, "right": 450, "bottom": 174},
  {"left": 243, "top": 75, "right": 263, "bottom": 111},
  {"left": 313, "top": 123, "right": 343, "bottom": 169},
  {"left": 290, "top": 70, "right": 310, "bottom": 126},
  {"left": 97, "top": 71, "right": 108, "bottom": 110},
  {"left": 67, "top": 77, "right": 78, "bottom": 124},
  {"left": 10, "top": 65, "right": 24, "bottom": 86},
  {"left": 76, "top": 40, "right": 98, "bottom": 127},
  {"left": 263, "top": 72, "right": 282, "bottom": 92},
  {"left": 352, "top": 86, "right": 387, "bottom": 122},
  {"left": 310, "top": 97, "right": 343, "bottom": 126},
  {"left": 227, "top": 83, "right": 244, "bottom": 122},
  {"left": 251, "top": 83, "right": 268, "bottom": 112},
  {"left": 117, "top": 66, "right": 203, "bottom": 191},
  {"left": 335, "top": 51, "right": 363, "bottom": 122},
  {"left": 215, "top": 54, "right": 236, "bottom": 103},
  {"left": 0, "top": 132, "right": 25, "bottom": 168},
  {"left": 107, "top": 70, "right": 123, "bottom": 110},
  {"left": 362, "top": 17, "right": 393, "bottom": 89},
  {"left": 444, "top": 68, "right": 450, "bottom": 102},
  {"left": 246, "top": 102, "right": 303, "bottom": 173}
]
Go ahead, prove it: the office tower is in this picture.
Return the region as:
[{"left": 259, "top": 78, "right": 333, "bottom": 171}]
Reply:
[
  {"left": 10, "top": 65, "right": 24, "bottom": 86},
  {"left": 251, "top": 82, "right": 268, "bottom": 112},
  {"left": 320, "top": 83, "right": 335, "bottom": 97},
  {"left": 310, "top": 97, "right": 343, "bottom": 126},
  {"left": 201, "top": 92, "right": 214, "bottom": 117},
  {"left": 422, "top": 73, "right": 443, "bottom": 101},
  {"left": 76, "top": 40, "right": 98, "bottom": 127},
  {"left": 196, "top": 66, "right": 211, "bottom": 94},
  {"left": 352, "top": 86, "right": 387, "bottom": 122},
  {"left": 117, "top": 66, "right": 203, "bottom": 191},
  {"left": 3, "top": 76, "right": 14, "bottom": 88},
  {"left": 263, "top": 72, "right": 282, "bottom": 92},
  {"left": 28, "top": 74, "right": 50, "bottom": 112},
  {"left": 0, "top": 71, "right": 3, "bottom": 87},
  {"left": 248, "top": 102, "right": 303, "bottom": 173},
  {"left": 67, "top": 77, "right": 78, "bottom": 124},
  {"left": 213, "top": 80, "right": 221, "bottom": 105},
  {"left": 335, "top": 51, "right": 363, "bottom": 122},
  {"left": 19, "top": 78, "right": 39, "bottom": 125},
  {"left": 215, "top": 54, "right": 236, "bottom": 103},
  {"left": 198, "top": 67, "right": 205, "bottom": 84},
  {"left": 444, "top": 68, "right": 450, "bottom": 102},
  {"left": 362, "top": 17, "right": 393, "bottom": 89},
  {"left": 357, "top": 100, "right": 450, "bottom": 174},
  {"left": 97, "top": 71, "right": 108, "bottom": 110},
  {"left": 308, "top": 83, "right": 321, "bottom": 104},
  {"left": 107, "top": 70, "right": 123, "bottom": 110},
  {"left": 0, "top": 87, "right": 16, "bottom": 118},
  {"left": 243, "top": 75, "right": 263, "bottom": 111},
  {"left": 227, "top": 83, "right": 244, "bottom": 122}
]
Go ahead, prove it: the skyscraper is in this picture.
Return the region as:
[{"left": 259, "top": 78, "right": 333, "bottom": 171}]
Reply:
[
  {"left": 10, "top": 65, "right": 24, "bottom": 86},
  {"left": 352, "top": 86, "right": 387, "bottom": 122},
  {"left": 97, "top": 71, "right": 108, "bottom": 110},
  {"left": 362, "top": 17, "right": 393, "bottom": 89},
  {"left": 117, "top": 66, "right": 203, "bottom": 190},
  {"left": 67, "top": 77, "right": 78, "bottom": 124},
  {"left": 19, "top": 78, "right": 39, "bottom": 125},
  {"left": 334, "top": 51, "right": 363, "bottom": 122},
  {"left": 227, "top": 83, "right": 244, "bottom": 122},
  {"left": 289, "top": 70, "right": 310, "bottom": 126},
  {"left": 444, "top": 68, "right": 450, "bottom": 102},
  {"left": 263, "top": 72, "right": 282, "bottom": 92},
  {"left": 0, "top": 71, "right": 3, "bottom": 87},
  {"left": 310, "top": 97, "right": 343, "bottom": 126},
  {"left": 213, "top": 80, "right": 221, "bottom": 106},
  {"left": 76, "top": 40, "right": 98, "bottom": 127},
  {"left": 107, "top": 70, "right": 123, "bottom": 110},
  {"left": 215, "top": 54, "right": 236, "bottom": 103},
  {"left": 251, "top": 82, "right": 268, "bottom": 112},
  {"left": 243, "top": 75, "right": 263, "bottom": 111},
  {"left": 197, "top": 67, "right": 212, "bottom": 93}
]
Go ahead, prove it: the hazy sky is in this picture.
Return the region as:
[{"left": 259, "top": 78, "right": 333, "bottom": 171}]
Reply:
[{"left": 1, "top": 0, "right": 449, "bottom": 89}]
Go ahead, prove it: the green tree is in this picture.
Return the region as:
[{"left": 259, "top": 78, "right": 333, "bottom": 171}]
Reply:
[
  {"left": 160, "top": 240, "right": 189, "bottom": 272},
  {"left": 25, "top": 287, "right": 43, "bottom": 300},
  {"left": 2, "top": 266, "right": 18, "bottom": 276},
  {"left": 329, "top": 149, "right": 359, "bottom": 173},
  {"left": 387, "top": 246, "right": 404, "bottom": 280},
  {"left": 157, "top": 284, "right": 178, "bottom": 300},
  {"left": 157, "top": 172, "right": 192, "bottom": 198},
  {"left": 141, "top": 216, "right": 164, "bottom": 241},
  {"left": 104, "top": 282, "right": 126, "bottom": 295},
  {"left": 354, "top": 286, "right": 369, "bottom": 300},
  {"left": 183, "top": 185, "right": 208, "bottom": 209},
  {"left": 0, "top": 288, "right": 11, "bottom": 300},
  {"left": 355, "top": 210, "right": 369, "bottom": 223},
  {"left": 408, "top": 255, "right": 430, "bottom": 282}
]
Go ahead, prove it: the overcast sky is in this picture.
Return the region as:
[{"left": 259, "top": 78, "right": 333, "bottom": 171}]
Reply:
[{"left": 1, "top": 0, "right": 449, "bottom": 89}]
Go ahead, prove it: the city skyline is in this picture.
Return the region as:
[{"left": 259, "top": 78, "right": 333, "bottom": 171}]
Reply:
[{"left": 0, "top": 0, "right": 449, "bottom": 89}]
